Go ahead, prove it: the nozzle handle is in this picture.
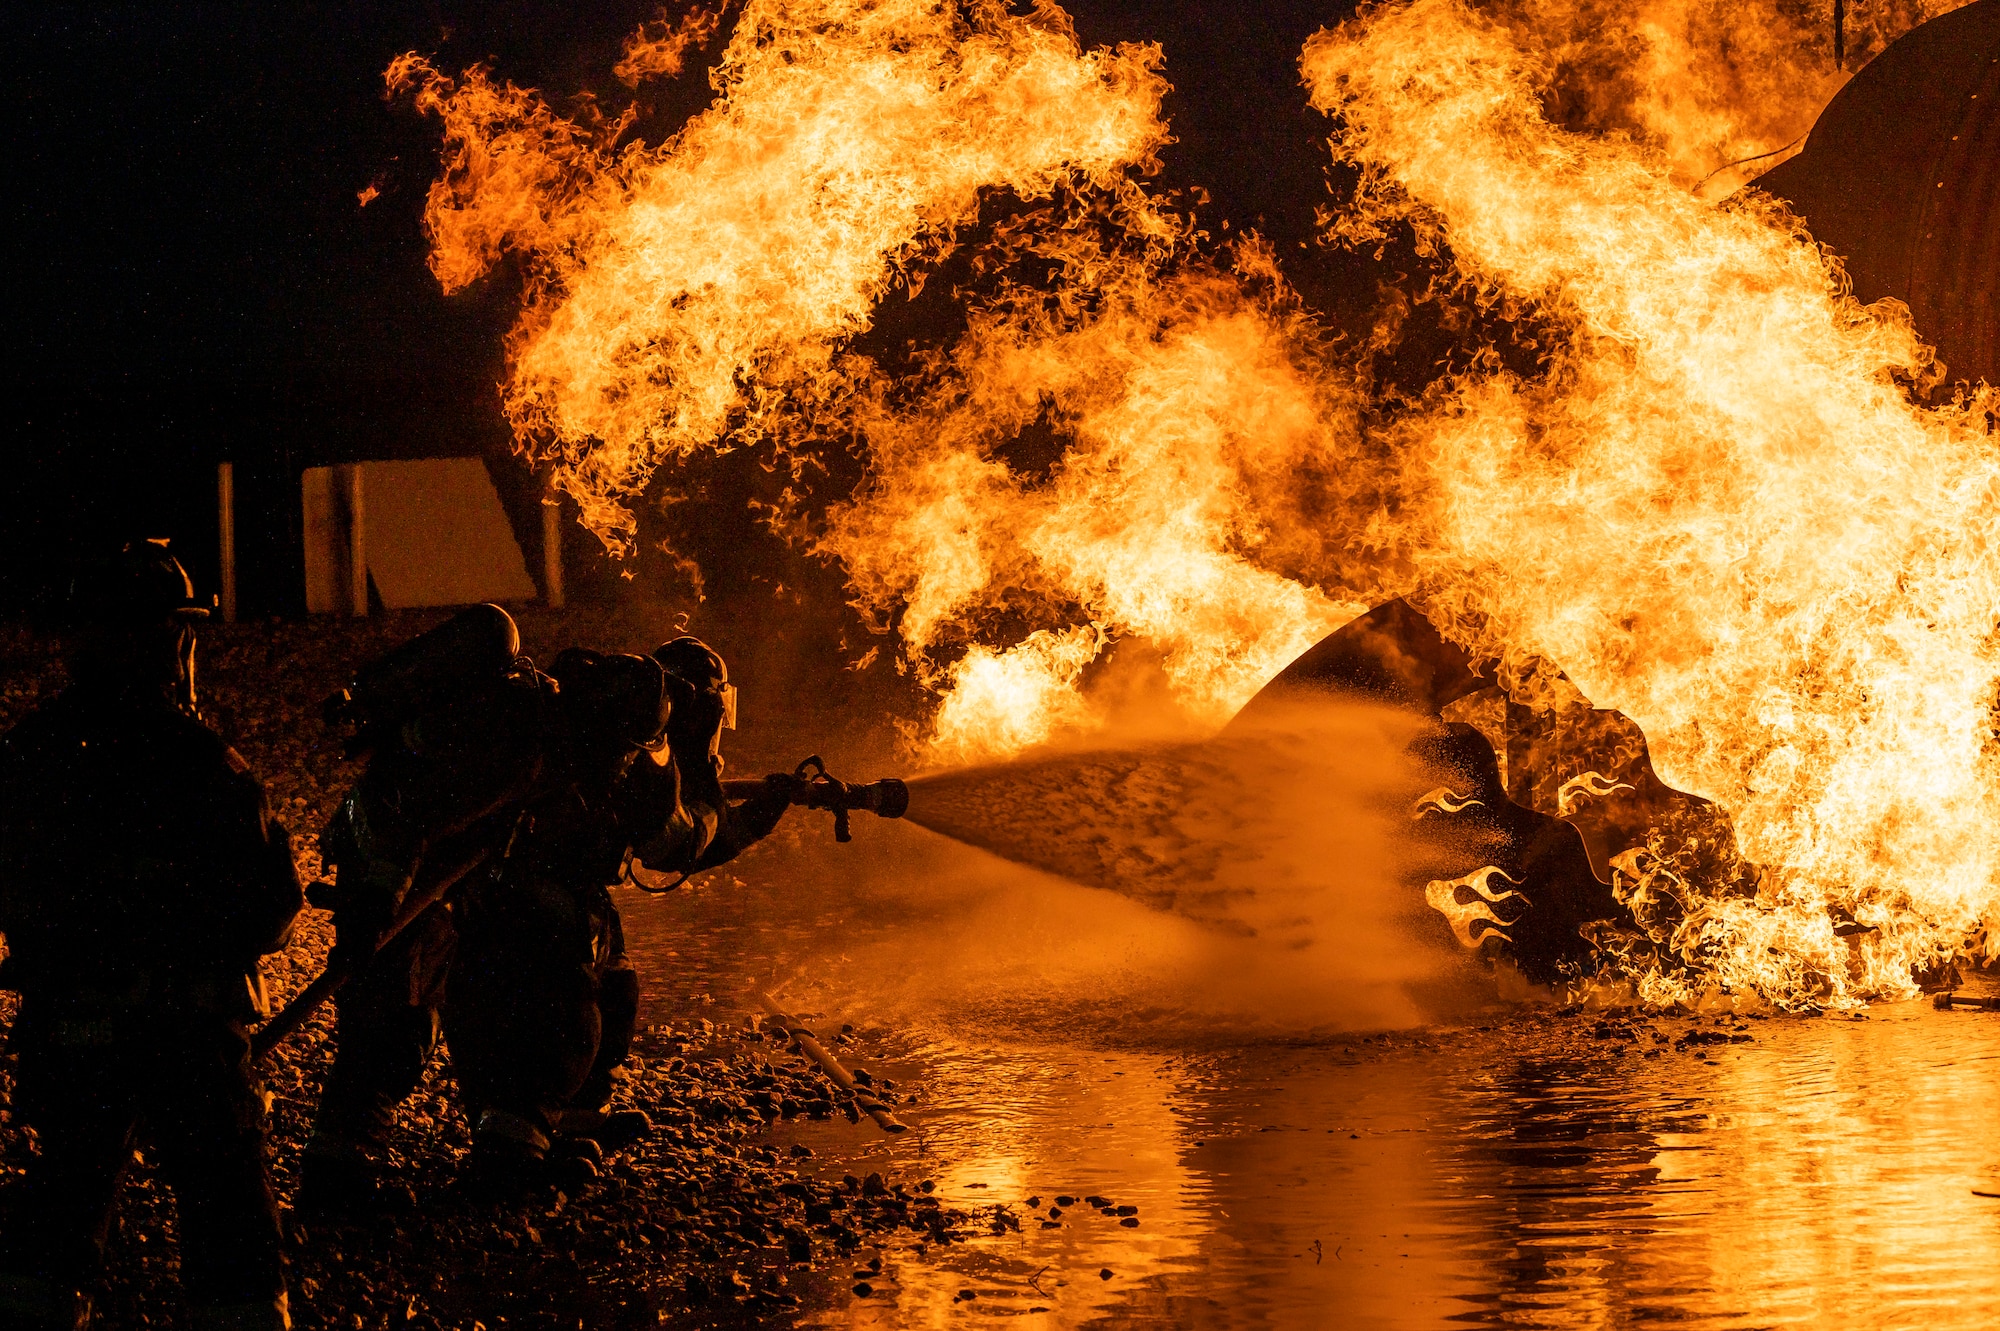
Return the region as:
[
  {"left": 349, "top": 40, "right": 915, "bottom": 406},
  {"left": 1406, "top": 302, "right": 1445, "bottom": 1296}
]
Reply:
[{"left": 719, "top": 768, "right": 909, "bottom": 826}]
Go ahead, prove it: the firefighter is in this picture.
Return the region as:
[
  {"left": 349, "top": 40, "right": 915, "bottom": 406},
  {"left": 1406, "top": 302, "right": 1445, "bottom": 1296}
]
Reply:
[
  {"left": 643, "top": 636, "right": 795, "bottom": 876},
  {"left": 297, "top": 605, "right": 560, "bottom": 1213},
  {"left": 0, "top": 541, "right": 303, "bottom": 1331},
  {"left": 445, "top": 637, "right": 792, "bottom": 1191},
  {"left": 297, "top": 617, "right": 791, "bottom": 1205}
]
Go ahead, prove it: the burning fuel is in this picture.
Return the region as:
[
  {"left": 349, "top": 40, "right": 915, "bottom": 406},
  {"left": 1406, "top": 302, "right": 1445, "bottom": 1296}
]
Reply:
[{"left": 394, "top": 0, "right": 2000, "bottom": 1009}]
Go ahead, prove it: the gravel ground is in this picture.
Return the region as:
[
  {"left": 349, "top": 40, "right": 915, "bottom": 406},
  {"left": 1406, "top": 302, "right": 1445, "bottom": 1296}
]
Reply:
[{"left": 0, "top": 608, "right": 991, "bottom": 1329}]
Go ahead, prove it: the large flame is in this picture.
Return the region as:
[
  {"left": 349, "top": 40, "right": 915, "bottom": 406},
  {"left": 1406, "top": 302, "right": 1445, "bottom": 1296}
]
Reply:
[
  {"left": 396, "top": 0, "right": 2000, "bottom": 1004},
  {"left": 821, "top": 238, "right": 1371, "bottom": 753},
  {"left": 1478, "top": 1, "right": 1973, "bottom": 198},
  {"left": 390, "top": 0, "right": 1170, "bottom": 548},
  {"left": 1304, "top": 0, "right": 2000, "bottom": 1001}
]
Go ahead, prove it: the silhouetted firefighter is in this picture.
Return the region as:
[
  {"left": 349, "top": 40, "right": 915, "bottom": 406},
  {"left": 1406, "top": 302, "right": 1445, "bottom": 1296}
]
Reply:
[
  {"left": 295, "top": 610, "right": 796, "bottom": 1208},
  {"left": 0, "top": 541, "right": 303, "bottom": 1331},
  {"left": 444, "top": 637, "right": 797, "bottom": 1194}
]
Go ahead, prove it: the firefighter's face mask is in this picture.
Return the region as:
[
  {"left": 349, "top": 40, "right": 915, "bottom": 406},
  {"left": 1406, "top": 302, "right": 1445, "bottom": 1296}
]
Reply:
[{"left": 651, "top": 682, "right": 736, "bottom": 766}]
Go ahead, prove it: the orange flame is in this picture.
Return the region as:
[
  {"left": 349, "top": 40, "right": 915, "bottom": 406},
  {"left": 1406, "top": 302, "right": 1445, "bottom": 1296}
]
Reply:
[
  {"left": 927, "top": 626, "right": 1106, "bottom": 764},
  {"left": 1425, "top": 866, "right": 1524, "bottom": 948},
  {"left": 389, "top": 0, "right": 1170, "bottom": 549},
  {"left": 396, "top": 0, "right": 1994, "bottom": 1004},
  {"left": 1305, "top": 0, "right": 2000, "bottom": 1002},
  {"left": 823, "top": 246, "right": 1370, "bottom": 754},
  {"left": 613, "top": 5, "right": 721, "bottom": 87},
  {"left": 1477, "top": 2, "right": 1973, "bottom": 198}
]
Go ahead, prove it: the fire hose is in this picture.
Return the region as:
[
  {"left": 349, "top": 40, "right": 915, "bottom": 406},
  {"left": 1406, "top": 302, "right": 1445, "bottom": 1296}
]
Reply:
[
  {"left": 256, "top": 761, "right": 905, "bottom": 1060},
  {"left": 755, "top": 992, "right": 907, "bottom": 1133}
]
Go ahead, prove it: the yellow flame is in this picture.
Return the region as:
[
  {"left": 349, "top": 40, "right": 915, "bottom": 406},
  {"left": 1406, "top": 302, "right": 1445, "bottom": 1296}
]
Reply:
[
  {"left": 1305, "top": 0, "right": 2000, "bottom": 1003},
  {"left": 391, "top": 0, "right": 1171, "bottom": 549},
  {"left": 1555, "top": 770, "right": 1636, "bottom": 817},
  {"left": 1412, "top": 786, "right": 1484, "bottom": 819},
  {"left": 823, "top": 240, "right": 1370, "bottom": 760},
  {"left": 927, "top": 626, "right": 1105, "bottom": 765},
  {"left": 1425, "top": 866, "right": 1524, "bottom": 948}
]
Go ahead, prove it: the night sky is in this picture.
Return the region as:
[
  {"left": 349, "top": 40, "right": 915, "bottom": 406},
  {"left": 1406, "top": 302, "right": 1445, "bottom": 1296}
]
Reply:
[{"left": 7, "top": 2, "right": 1373, "bottom": 616}]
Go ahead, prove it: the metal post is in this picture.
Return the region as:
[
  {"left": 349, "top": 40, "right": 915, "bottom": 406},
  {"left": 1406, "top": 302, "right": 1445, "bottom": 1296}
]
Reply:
[
  {"left": 542, "top": 491, "right": 566, "bottom": 609},
  {"left": 216, "top": 462, "right": 237, "bottom": 623},
  {"left": 1834, "top": 0, "right": 1845, "bottom": 69},
  {"left": 343, "top": 464, "right": 368, "bottom": 617}
]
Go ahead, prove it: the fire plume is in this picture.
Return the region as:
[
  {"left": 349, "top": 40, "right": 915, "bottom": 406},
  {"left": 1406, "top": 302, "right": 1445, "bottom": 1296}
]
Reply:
[
  {"left": 390, "top": 0, "right": 1171, "bottom": 548},
  {"left": 824, "top": 246, "right": 1370, "bottom": 754},
  {"left": 395, "top": 0, "right": 2000, "bottom": 1005},
  {"left": 1305, "top": 0, "right": 2000, "bottom": 1001},
  {"left": 1477, "top": 2, "right": 1974, "bottom": 198}
]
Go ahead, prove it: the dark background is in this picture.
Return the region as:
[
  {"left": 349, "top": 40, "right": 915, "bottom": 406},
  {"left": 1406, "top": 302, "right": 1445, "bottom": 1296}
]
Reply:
[{"left": 4, "top": 1, "right": 1366, "bottom": 617}]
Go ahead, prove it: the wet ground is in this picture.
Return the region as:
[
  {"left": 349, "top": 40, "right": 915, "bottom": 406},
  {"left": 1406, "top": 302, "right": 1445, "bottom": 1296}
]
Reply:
[{"left": 627, "top": 819, "right": 2000, "bottom": 1330}]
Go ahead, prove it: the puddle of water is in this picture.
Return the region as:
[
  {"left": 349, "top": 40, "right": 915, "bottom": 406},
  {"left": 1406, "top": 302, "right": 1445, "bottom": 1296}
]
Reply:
[{"left": 621, "top": 823, "right": 2000, "bottom": 1329}]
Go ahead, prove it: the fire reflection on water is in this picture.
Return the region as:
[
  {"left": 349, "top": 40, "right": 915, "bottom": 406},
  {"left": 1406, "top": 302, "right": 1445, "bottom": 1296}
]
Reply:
[{"left": 622, "top": 831, "right": 2000, "bottom": 1328}]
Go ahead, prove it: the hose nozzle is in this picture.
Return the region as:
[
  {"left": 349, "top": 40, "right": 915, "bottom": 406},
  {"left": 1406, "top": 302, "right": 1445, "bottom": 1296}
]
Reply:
[{"left": 721, "top": 760, "right": 909, "bottom": 842}]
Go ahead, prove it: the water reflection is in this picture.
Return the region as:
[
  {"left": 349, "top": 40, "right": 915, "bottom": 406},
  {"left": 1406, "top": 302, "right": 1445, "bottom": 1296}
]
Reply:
[{"left": 622, "top": 833, "right": 2000, "bottom": 1329}]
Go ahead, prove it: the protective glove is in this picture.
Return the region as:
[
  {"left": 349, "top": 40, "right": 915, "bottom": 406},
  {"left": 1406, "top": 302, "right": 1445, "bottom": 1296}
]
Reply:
[{"left": 731, "top": 773, "right": 796, "bottom": 843}]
